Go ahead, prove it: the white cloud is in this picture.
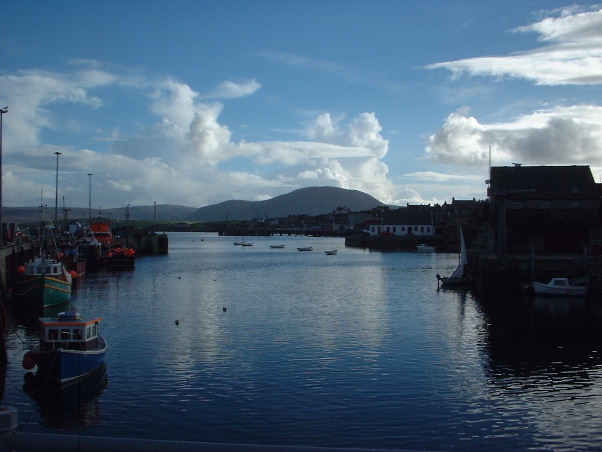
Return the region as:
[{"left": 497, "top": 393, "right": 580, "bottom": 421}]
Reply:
[
  {"left": 426, "top": 6, "right": 602, "bottom": 85},
  {"left": 0, "top": 64, "right": 399, "bottom": 209},
  {"left": 203, "top": 79, "right": 261, "bottom": 99},
  {"left": 426, "top": 105, "right": 602, "bottom": 167}
]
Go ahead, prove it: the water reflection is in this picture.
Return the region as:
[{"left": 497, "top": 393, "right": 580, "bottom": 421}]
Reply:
[
  {"left": 478, "top": 294, "right": 602, "bottom": 449},
  {"left": 23, "top": 365, "right": 108, "bottom": 429}
]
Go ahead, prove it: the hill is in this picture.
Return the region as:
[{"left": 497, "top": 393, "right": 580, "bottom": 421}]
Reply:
[
  {"left": 187, "top": 186, "right": 385, "bottom": 222},
  {"left": 2, "top": 204, "right": 197, "bottom": 224}
]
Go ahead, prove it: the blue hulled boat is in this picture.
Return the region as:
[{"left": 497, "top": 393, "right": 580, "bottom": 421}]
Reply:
[{"left": 23, "top": 312, "right": 107, "bottom": 384}]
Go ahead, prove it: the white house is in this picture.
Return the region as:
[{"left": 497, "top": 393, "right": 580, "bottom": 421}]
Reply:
[{"left": 369, "top": 209, "right": 434, "bottom": 237}]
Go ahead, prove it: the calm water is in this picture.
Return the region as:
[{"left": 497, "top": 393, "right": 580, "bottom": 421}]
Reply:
[{"left": 3, "top": 232, "right": 602, "bottom": 450}]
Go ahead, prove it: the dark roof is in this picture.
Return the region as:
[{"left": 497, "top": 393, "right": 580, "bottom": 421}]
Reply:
[
  {"left": 383, "top": 209, "right": 433, "bottom": 225},
  {"left": 488, "top": 165, "right": 598, "bottom": 199}
]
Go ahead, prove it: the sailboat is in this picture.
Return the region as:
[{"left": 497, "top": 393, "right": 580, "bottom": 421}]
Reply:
[{"left": 436, "top": 226, "right": 469, "bottom": 287}]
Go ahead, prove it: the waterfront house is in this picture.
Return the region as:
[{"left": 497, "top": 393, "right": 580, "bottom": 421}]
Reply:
[
  {"left": 486, "top": 165, "right": 602, "bottom": 256},
  {"left": 369, "top": 208, "right": 434, "bottom": 237}
]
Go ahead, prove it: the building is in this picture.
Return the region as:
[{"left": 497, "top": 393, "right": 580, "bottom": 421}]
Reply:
[
  {"left": 486, "top": 165, "right": 602, "bottom": 255},
  {"left": 368, "top": 209, "right": 434, "bottom": 237}
]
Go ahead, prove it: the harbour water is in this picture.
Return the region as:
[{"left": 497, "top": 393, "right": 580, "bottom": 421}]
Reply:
[{"left": 3, "top": 232, "right": 602, "bottom": 450}]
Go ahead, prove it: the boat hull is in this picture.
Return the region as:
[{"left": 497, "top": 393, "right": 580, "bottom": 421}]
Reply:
[
  {"left": 107, "top": 255, "right": 136, "bottom": 268},
  {"left": 532, "top": 281, "right": 586, "bottom": 297},
  {"left": 30, "top": 336, "right": 107, "bottom": 384},
  {"left": 12, "top": 275, "right": 72, "bottom": 309}
]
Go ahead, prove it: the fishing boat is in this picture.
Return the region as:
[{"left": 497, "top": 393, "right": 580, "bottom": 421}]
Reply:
[
  {"left": 270, "top": 245, "right": 286, "bottom": 249},
  {"left": 416, "top": 244, "right": 435, "bottom": 253},
  {"left": 11, "top": 225, "right": 73, "bottom": 309},
  {"left": 11, "top": 255, "right": 73, "bottom": 309},
  {"left": 530, "top": 278, "right": 586, "bottom": 297},
  {"left": 324, "top": 249, "right": 337, "bottom": 255},
  {"left": 106, "top": 246, "right": 136, "bottom": 268},
  {"left": 22, "top": 311, "right": 107, "bottom": 384},
  {"left": 297, "top": 247, "right": 313, "bottom": 252},
  {"left": 436, "top": 226, "right": 469, "bottom": 287},
  {"left": 81, "top": 216, "right": 135, "bottom": 269}
]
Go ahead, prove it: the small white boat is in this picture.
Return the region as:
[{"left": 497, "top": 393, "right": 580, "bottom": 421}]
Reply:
[
  {"left": 324, "top": 249, "right": 337, "bottom": 255},
  {"left": 270, "top": 245, "right": 286, "bottom": 249},
  {"left": 416, "top": 244, "right": 435, "bottom": 253},
  {"left": 531, "top": 278, "right": 586, "bottom": 297},
  {"left": 297, "top": 247, "right": 313, "bottom": 252}
]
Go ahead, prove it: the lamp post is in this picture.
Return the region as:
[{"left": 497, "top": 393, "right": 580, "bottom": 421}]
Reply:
[
  {"left": 54, "top": 151, "right": 62, "bottom": 225},
  {"left": 88, "top": 173, "right": 93, "bottom": 223},
  {"left": 0, "top": 106, "right": 8, "bottom": 245}
]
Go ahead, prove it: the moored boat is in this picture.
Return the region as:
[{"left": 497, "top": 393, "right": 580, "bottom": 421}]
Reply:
[
  {"left": 324, "top": 249, "right": 337, "bottom": 255},
  {"left": 416, "top": 244, "right": 435, "bottom": 253},
  {"left": 530, "top": 278, "right": 586, "bottom": 297},
  {"left": 82, "top": 216, "right": 136, "bottom": 269},
  {"left": 22, "top": 311, "right": 107, "bottom": 384},
  {"left": 11, "top": 255, "right": 73, "bottom": 309},
  {"left": 297, "top": 247, "right": 313, "bottom": 251},
  {"left": 436, "top": 226, "right": 469, "bottom": 287},
  {"left": 270, "top": 245, "right": 286, "bottom": 249},
  {"left": 106, "top": 246, "right": 136, "bottom": 268}
]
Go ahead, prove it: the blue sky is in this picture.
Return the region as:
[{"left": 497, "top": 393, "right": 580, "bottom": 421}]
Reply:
[{"left": 1, "top": 1, "right": 602, "bottom": 212}]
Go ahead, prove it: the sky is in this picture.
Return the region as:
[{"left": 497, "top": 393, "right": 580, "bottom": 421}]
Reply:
[{"left": 1, "top": 1, "right": 602, "bottom": 212}]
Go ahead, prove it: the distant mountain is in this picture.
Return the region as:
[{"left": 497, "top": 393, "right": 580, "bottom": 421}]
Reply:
[
  {"left": 3, "top": 187, "right": 385, "bottom": 224},
  {"left": 187, "top": 186, "right": 385, "bottom": 222},
  {"left": 3, "top": 204, "right": 197, "bottom": 224}
]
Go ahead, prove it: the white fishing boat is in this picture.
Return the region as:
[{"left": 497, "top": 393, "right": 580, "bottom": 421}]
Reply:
[
  {"left": 416, "top": 244, "right": 435, "bottom": 253},
  {"left": 436, "top": 226, "right": 469, "bottom": 287},
  {"left": 531, "top": 278, "right": 586, "bottom": 297}
]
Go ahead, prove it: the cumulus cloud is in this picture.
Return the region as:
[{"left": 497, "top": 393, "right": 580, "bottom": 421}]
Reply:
[
  {"left": 427, "top": 105, "right": 602, "bottom": 166},
  {"left": 0, "top": 63, "right": 398, "bottom": 208},
  {"left": 426, "top": 6, "right": 602, "bottom": 85}
]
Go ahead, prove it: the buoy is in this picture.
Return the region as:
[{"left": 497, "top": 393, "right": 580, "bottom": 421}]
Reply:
[
  {"left": 175, "top": 320, "right": 180, "bottom": 325},
  {"left": 70, "top": 271, "right": 77, "bottom": 279},
  {"left": 223, "top": 306, "right": 227, "bottom": 312},
  {"left": 22, "top": 352, "right": 35, "bottom": 370},
  {"left": 17, "top": 266, "right": 25, "bottom": 274}
]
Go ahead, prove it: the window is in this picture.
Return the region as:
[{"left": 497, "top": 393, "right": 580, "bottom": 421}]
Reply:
[
  {"left": 61, "top": 329, "right": 71, "bottom": 340},
  {"left": 393, "top": 227, "right": 397, "bottom": 233},
  {"left": 73, "top": 329, "right": 83, "bottom": 340},
  {"left": 48, "top": 329, "right": 59, "bottom": 340}
]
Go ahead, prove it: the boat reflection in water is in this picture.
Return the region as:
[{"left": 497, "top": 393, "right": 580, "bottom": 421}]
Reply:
[{"left": 23, "top": 364, "right": 108, "bottom": 428}]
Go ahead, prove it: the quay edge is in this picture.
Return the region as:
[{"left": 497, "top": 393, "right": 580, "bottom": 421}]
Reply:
[{"left": 345, "top": 235, "right": 602, "bottom": 304}]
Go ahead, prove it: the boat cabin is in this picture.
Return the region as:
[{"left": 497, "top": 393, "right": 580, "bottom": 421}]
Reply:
[
  {"left": 38, "top": 312, "right": 102, "bottom": 351},
  {"left": 89, "top": 217, "right": 113, "bottom": 245},
  {"left": 25, "top": 257, "right": 64, "bottom": 276}
]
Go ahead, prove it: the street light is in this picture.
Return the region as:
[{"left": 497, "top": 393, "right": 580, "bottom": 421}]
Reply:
[
  {"left": 0, "top": 106, "right": 8, "bottom": 245},
  {"left": 54, "top": 151, "right": 62, "bottom": 225},
  {"left": 88, "top": 173, "right": 93, "bottom": 223}
]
